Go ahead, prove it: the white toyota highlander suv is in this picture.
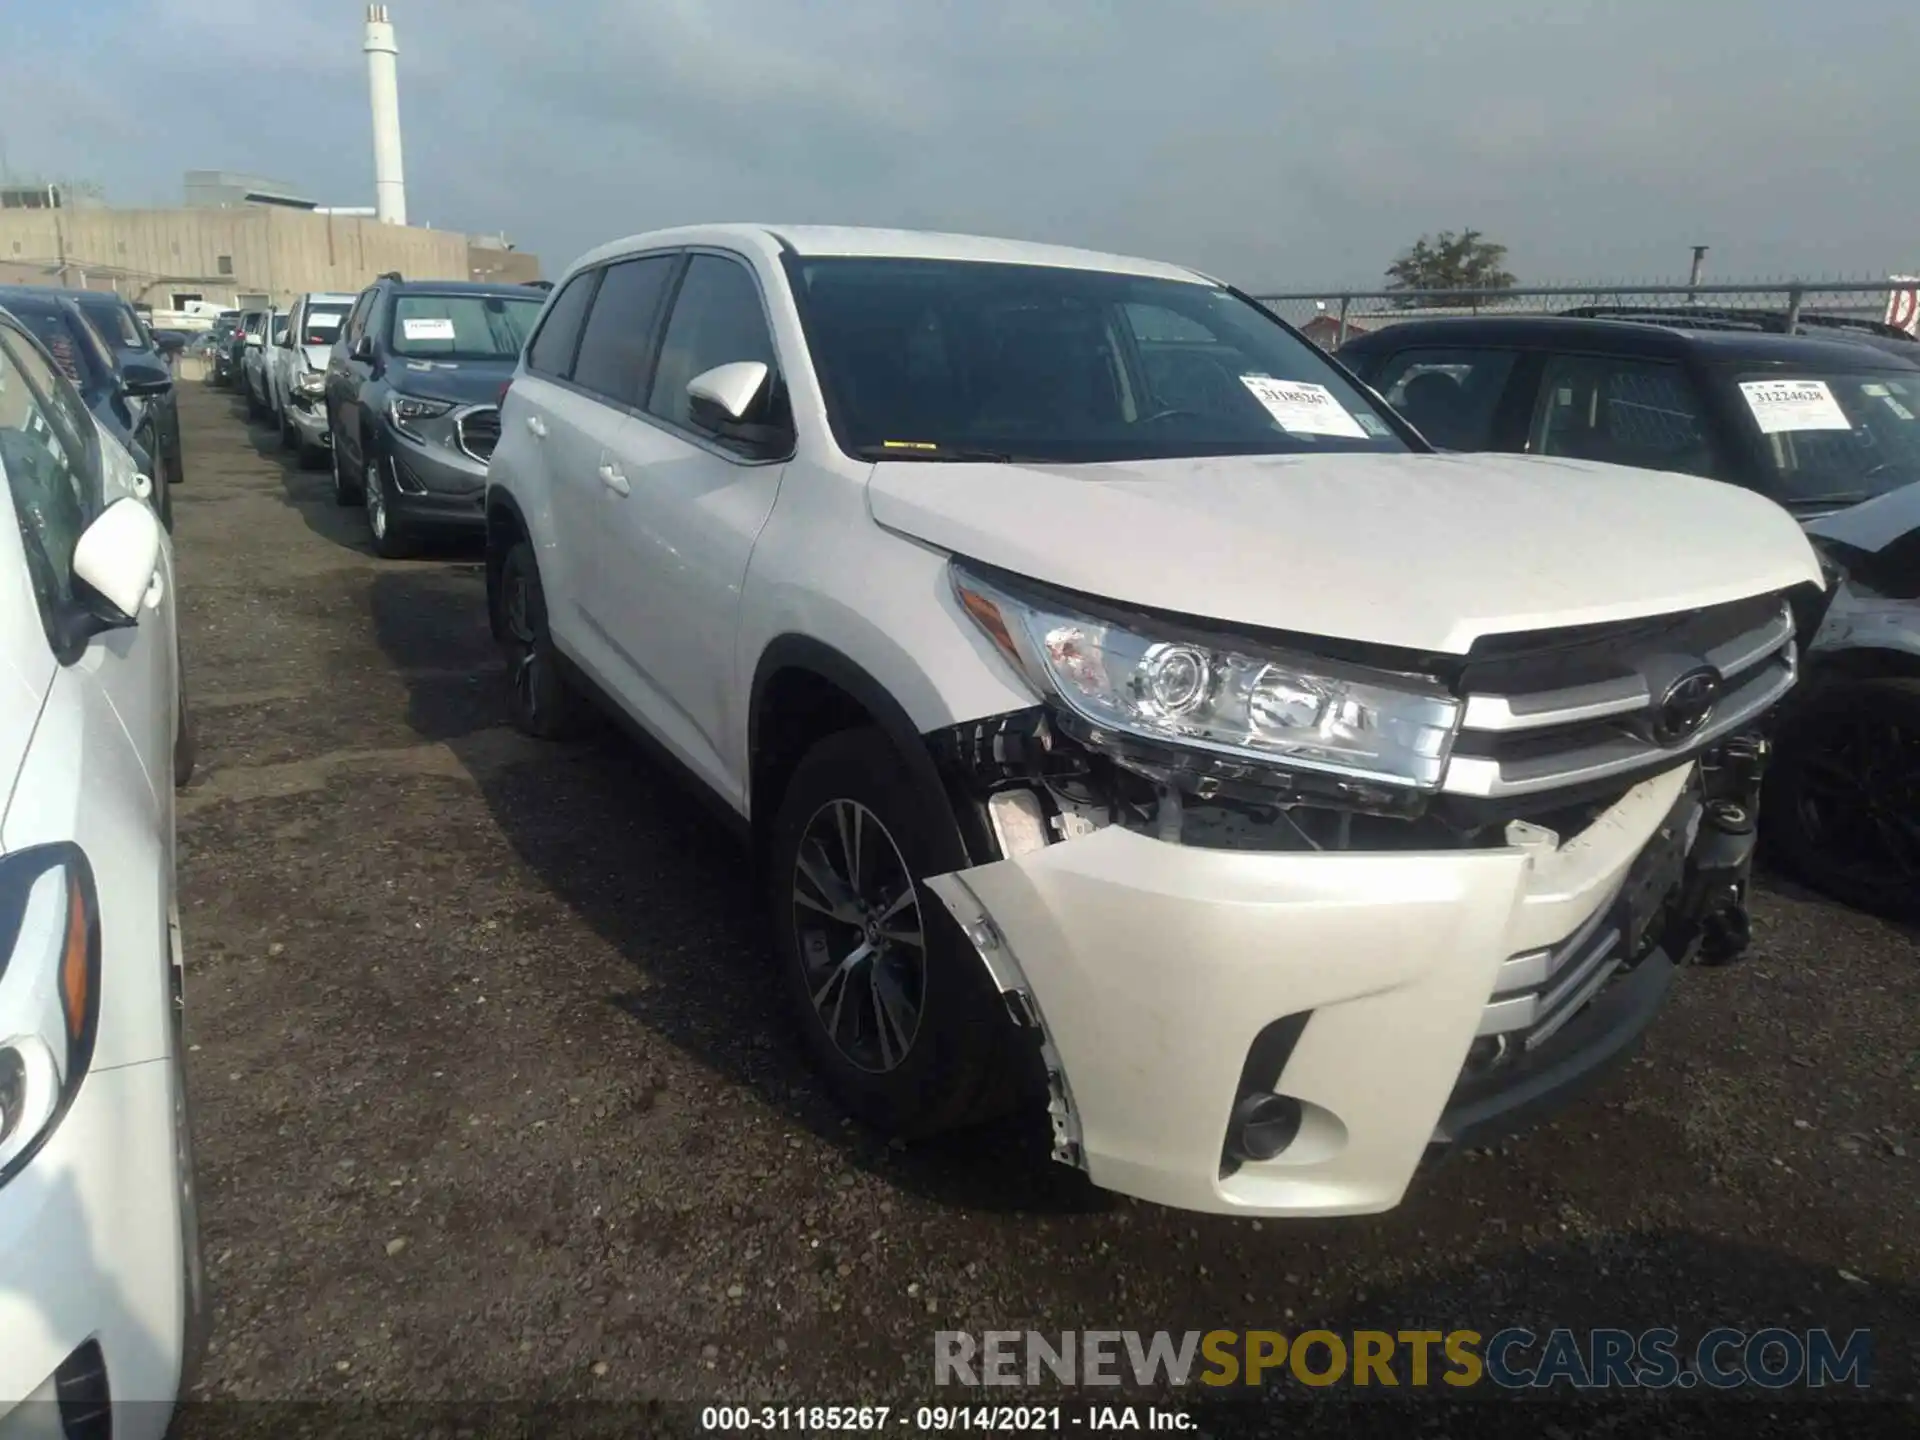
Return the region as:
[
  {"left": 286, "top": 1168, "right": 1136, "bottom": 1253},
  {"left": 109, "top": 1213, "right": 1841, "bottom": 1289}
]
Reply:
[{"left": 483, "top": 226, "right": 1824, "bottom": 1218}]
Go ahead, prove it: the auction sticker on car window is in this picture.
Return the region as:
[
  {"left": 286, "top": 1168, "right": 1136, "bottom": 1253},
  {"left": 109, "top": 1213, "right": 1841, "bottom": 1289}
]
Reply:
[
  {"left": 1239, "top": 376, "right": 1368, "bottom": 437},
  {"left": 1738, "top": 378, "right": 1853, "bottom": 434},
  {"left": 402, "top": 317, "right": 457, "bottom": 341}
]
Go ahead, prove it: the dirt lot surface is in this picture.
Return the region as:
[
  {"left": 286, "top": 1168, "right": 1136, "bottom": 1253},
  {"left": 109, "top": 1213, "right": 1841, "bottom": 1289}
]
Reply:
[{"left": 168, "top": 382, "right": 1916, "bottom": 1433}]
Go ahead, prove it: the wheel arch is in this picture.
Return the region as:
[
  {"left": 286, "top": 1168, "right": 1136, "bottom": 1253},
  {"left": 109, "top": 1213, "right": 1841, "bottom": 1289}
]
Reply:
[{"left": 484, "top": 486, "right": 533, "bottom": 643}]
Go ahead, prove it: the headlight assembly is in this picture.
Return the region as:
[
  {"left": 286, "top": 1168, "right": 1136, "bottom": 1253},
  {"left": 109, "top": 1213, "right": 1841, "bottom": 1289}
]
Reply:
[
  {"left": 0, "top": 845, "right": 100, "bottom": 1184},
  {"left": 388, "top": 393, "right": 455, "bottom": 436},
  {"left": 953, "top": 564, "right": 1462, "bottom": 794},
  {"left": 294, "top": 369, "right": 326, "bottom": 397}
]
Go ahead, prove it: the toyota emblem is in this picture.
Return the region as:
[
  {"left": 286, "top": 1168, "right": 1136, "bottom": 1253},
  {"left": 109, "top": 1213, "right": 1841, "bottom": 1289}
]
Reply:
[{"left": 1650, "top": 666, "right": 1722, "bottom": 746}]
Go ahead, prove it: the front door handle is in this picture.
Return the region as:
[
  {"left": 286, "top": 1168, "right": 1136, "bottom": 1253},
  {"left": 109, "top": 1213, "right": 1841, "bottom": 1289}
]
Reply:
[
  {"left": 525, "top": 415, "right": 547, "bottom": 439},
  {"left": 598, "top": 462, "right": 630, "bottom": 497}
]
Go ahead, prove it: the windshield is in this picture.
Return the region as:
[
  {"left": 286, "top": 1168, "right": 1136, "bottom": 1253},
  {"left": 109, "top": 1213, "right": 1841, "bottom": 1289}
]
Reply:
[
  {"left": 783, "top": 257, "right": 1408, "bottom": 462},
  {"left": 302, "top": 309, "right": 346, "bottom": 347},
  {"left": 1719, "top": 366, "right": 1920, "bottom": 507},
  {"left": 388, "top": 292, "right": 543, "bottom": 360}
]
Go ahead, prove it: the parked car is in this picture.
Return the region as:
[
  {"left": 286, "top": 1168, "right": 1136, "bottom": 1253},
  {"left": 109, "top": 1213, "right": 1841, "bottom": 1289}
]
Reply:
[
  {"left": 267, "top": 291, "right": 357, "bottom": 465},
  {"left": 60, "top": 287, "right": 189, "bottom": 487},
  {"left": 0, "top": 302, "right": 204, "bottom": 1437},
  {"left": 1559, "top": 303, "right": 1920, "bottom": 361},
  {"left": 483, "top": 225, "right": 1821, "bottom": 1217},
  {"left": 240, "top": 309, "right": 282, "bottom": 419},
  {"left": 221, "top": 309, "right": 264, "bottom": 395},
  {"left": 324, "top": 274, "right": 545, "bottom": 557},
  {"left": 0, "top": 292, "right": 175, "bottom": 529},
  {"left": 206, "top": 312, "right": 240, "bottom": 383},
  {"left": 1338, "top": 314, "right": 1918, "bottom": 919}
]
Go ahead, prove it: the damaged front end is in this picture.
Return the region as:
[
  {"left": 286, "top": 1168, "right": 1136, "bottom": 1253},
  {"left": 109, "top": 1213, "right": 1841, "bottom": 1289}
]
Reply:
[{"left": 916, "top": 562, "right": 1797, "bottom": 1204}]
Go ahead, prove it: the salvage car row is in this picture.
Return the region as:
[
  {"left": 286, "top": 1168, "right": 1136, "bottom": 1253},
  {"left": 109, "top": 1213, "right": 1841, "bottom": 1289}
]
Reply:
[{"left": 1, "top": 226, "right": 1911, "bottom": 1434}]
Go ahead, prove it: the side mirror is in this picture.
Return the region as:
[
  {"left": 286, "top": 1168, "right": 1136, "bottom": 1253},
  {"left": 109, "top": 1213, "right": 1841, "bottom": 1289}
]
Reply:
[
  {"left": 119, "top": 357, "right": 174, "bottom": 397},
  {"left": 72, "top": 496, "right": 162, "bottom": 625},
  {"left": 352, "top": 335, "right": 375, "bottom": 362},
  {"left": 687, "top": 361, "right": 791, "bottom": 457}
]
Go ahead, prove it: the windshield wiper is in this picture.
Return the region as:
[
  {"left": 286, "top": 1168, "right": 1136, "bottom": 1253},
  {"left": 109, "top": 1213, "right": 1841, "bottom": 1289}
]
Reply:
[
  {"left": 852, "top": 443, "right": 1019, "bottom": 463},
  {"left": 1783, "top": 492, "right": 1871, "bottom": 510}
]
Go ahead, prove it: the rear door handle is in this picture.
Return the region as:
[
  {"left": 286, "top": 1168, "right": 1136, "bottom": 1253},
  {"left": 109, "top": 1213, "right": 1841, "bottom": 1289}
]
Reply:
[
  {"left": 598, "top": 462, "right": 630, "bottom": 496},
  {"left": 525, "top": 415, "right": 547, "bottom": 438}
]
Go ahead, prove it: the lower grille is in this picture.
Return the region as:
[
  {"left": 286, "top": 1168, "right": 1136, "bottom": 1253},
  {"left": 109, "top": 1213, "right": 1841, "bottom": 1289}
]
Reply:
[{"left": 457, "top": 405, "right": 501, "bottom": 463}]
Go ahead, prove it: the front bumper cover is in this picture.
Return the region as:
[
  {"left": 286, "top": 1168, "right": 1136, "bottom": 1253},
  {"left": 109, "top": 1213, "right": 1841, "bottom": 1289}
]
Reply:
[{"left": 924, "top": 762, "right": 1736, "bottom": 1218}]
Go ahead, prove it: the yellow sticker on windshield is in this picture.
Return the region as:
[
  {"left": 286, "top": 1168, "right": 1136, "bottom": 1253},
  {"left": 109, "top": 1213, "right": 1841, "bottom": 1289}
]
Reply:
[{"left": 880, "top": 440, "right": 940, "bottom": 451}]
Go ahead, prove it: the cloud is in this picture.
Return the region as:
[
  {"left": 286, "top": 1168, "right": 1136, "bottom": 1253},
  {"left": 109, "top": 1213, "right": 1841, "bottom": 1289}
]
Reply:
[{"left": 4, "top": 0, "right": 1915, "bottom": 286}]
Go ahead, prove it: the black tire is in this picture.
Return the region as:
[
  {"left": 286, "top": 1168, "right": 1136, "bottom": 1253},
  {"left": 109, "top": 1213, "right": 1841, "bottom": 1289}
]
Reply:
[
  {"left": 496, "top": 539, "right": 592, "bottom": 739},
  {"left": 1761, "top": 676, "right": 1920, "bottom": 921},
  {"left": 363, "top": 447, "right": 417, "bottom": 559},
  {"left": 767, "top": 727, "right": 1030, "bottom": 1139},
  {"left": 330, "top": 419, "right": 362, "bottom": 505},
  {"left": 174, "top": 682, "right": 197, "bottom": 789}
]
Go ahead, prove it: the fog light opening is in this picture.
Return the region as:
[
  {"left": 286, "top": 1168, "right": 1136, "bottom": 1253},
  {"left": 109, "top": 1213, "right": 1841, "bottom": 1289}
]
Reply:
[{"left": 1228, "top": 1091, "right": 1303, "bottom": 1163}]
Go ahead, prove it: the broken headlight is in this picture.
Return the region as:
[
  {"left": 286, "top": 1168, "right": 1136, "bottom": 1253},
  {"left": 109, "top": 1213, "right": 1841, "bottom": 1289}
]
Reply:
[{"left": 952, "top": 564, "right": 1462, "bottom": 792}]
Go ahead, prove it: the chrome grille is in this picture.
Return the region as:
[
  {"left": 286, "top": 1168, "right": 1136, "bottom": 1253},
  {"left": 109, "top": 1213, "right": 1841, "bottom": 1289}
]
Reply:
[
  {"left": 456, "top": 405, "right": 501, "bottom": 463},
  {"left": 1442, "top": 596, "right": 1797, "bottom": 800}
]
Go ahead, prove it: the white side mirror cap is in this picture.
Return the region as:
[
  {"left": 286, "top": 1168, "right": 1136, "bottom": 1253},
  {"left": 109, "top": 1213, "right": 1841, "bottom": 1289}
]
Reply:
[
  {"left": 687, "top": 361, "right": 769, "bottom": 422},
  {"left": 72, "top": 496, "right": 162, "bottom": 621}
]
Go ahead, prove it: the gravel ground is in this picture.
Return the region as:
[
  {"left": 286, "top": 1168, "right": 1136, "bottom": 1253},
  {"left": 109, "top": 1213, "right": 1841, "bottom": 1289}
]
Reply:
[{"left": 167, "top": 382, "right": 1917, "bottom": 1433}]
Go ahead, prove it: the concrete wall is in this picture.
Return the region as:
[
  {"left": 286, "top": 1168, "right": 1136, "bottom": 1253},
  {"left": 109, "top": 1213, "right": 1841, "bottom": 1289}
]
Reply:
[{"left": 0, "top": 207, "right": 539, "bottom": 309}]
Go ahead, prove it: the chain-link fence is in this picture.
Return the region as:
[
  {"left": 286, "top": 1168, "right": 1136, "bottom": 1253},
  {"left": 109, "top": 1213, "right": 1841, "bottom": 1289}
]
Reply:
[{"left": 1253, "top": 279, "right": 1920, "bottom": 351}]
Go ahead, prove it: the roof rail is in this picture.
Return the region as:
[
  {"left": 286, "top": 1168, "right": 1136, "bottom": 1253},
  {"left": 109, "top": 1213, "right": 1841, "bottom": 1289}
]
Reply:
[{"left": 378, "top": 270, "right": 403, "bottom": 282}]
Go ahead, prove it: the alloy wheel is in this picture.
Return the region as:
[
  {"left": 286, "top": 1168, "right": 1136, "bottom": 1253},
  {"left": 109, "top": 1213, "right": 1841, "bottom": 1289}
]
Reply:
[
  {"left": 503, "top": 562, "right": 540, "bottom": 723},
  {"left": 790, "top": 799, "right": 927, "bottom": 1074},
  {"left": 365, "top": 457, "right": 387, "bottom": 541},
  {"left": 1793, "top": 716, "right": 1920, "bottom": 890}
]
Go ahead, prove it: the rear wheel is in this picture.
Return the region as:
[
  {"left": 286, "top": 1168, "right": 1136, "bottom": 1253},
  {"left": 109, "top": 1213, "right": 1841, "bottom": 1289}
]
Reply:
[
  {"left": 497, "top": 539, "right": 591, "bottom": 739},
  {"left": 767, "top": 727, "right": 1029, "bottom": 1138},
  {"left": 1762, "top": 676, "right": 1920, "bottom": 921}
]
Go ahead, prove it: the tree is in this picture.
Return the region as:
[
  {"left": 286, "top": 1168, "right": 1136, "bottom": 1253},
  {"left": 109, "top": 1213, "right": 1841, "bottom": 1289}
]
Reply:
[{"left": 1384, "top": 230, "right": 1516, "bottom": 307}]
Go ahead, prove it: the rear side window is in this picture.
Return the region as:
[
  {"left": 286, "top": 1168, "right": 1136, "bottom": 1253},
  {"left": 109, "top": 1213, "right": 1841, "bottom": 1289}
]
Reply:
[
  {"left": 571, "top": 256, "right": 677, "bottom": 406},
  {"left": 1370, "top": 347, "right": 1518, "bottom": 450},
  {"left": 526, "top": 271, "right": 597, "bottom": 378},
  {"left": 645, "top": 255, "right": 777, "bottom": 432},
  {"left": 1531, "top": 354, "right": 1716, "bottom": 476}
]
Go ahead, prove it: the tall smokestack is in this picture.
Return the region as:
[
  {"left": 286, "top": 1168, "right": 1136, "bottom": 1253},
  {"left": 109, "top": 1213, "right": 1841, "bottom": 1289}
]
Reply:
[{"left": 364, "top": 4, "right": 406, "bottom": 225}]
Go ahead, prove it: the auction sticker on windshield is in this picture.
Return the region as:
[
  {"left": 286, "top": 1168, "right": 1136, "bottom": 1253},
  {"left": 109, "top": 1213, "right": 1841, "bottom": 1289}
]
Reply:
[
  {"left": 402, "top": 317, "right": 457, "bottom": 341},
  {"left": 1239, "top": 376, "right": 1368, "bottom": 438},
  {"left": 1738, "top": 378, "right": 1852, "bottom": 434}
]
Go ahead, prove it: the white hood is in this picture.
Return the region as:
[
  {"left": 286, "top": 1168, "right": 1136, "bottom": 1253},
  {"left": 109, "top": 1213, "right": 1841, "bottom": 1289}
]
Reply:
[{"left": 866, "top": 450, "right": 1825, "bottom": 654}]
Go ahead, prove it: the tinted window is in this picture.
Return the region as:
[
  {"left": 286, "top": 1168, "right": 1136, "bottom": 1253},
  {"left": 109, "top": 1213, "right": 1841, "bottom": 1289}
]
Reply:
[
  {"left": 1531, "top": 355, "right": 1715, "bottom": 476},
  {"left": 77, "top": 298, "right": 145, "bottom": 350},
  {"left": 646, "top": 255, "right": 777, "bottom": 430},
  {"left": 572, "top": 256, "right": 677, "bottom": 405},
  {"left": 526, "top": 270, "right": 598, "bottom": 378},
  {"left": 389, "top": 292, "right": 543, "bottom": 360},
  {"left": 1370, "top": 347, "right": 1519, "bottom": 450},
  {"left": 786, "top": 257, "right": 1405, "bottom": 462},
  {"left": 1719, "top": 366, "right": 1920, "bottom": 506},
  {"left": 0, "top": 325, "right": 105, "bottom": 651},
  {"left": 343, "top": 293, "right": 373, "bottom": 347}
]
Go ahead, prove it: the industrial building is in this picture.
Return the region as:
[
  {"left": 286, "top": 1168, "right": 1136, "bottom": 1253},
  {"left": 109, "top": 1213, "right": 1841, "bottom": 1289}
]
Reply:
[{"left": 0, "top": 5, "right": 539, "bottom": 316}]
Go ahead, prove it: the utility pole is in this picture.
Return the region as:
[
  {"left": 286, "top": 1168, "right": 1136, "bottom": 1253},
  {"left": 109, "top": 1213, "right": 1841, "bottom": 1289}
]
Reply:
[{"left": 1687, "top": 245, "right": 1708, "bottom": 301}]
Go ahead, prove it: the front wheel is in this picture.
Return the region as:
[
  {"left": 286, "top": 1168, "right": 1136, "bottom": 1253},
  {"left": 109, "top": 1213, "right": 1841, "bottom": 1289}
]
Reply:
[
  {"left": 363, "top": 449, "right": 416, "bottom": 559},
  {"left": 497, "top": 540, "right": 592, "bottom": 739},
  {"left": 767, "top": 727, "right": 1029, "bottom": 1139},
  {"left": 1762, "top": 676, "right": 1920, "bottom": 921}
]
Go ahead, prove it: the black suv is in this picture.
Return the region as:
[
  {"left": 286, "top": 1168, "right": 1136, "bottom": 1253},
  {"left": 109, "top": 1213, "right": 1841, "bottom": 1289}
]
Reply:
[
  {"left": 63, "top": 287, "right": 188, "bottom": 485},
  {"left": 1339, "top": 315, "right": 1920, "bottom": 920},
  {"left": 323, "top": 273, "right": 547, "bottom": 558}
]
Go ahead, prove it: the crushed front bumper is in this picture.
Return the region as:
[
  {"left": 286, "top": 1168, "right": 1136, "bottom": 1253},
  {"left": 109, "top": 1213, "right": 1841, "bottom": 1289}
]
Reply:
[
  {"left": 287, "top": 394, "right": 330, "bottom": 446},
  {"left": 926, "top": 762, "right": 1742, "bottom": 1218}
]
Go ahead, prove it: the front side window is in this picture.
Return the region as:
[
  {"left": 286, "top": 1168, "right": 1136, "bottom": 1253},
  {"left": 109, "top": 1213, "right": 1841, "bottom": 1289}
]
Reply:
[
  {"left": 80, "top": 300, "right": 144, "bottom": 350},
  {"left": 1369, "top": 347, "right": 1519, "bottom": 450},
  {"left": 343, "top": 293, "right": 372, "bottom": 347},
  {"left": 388, "top": 292, "right": 544, "bottom": 361},
  {"left": 1718, "top": 366, "right": 1920, "bottom": 508},
  {"left": 1530, "top": 354, "right": 1716, "bottom": 476},
  {"left": 0, "top": 325, "right": 105, "bottom": 650},
  {"left": 571, "top": 258, "right": 677, "bottom": 403},
  {"left": 646, "top": 255, "right": 778, "bottom": 433},
  {"left": 784, "top": 257, "right": 1407, "bottom": 462}
]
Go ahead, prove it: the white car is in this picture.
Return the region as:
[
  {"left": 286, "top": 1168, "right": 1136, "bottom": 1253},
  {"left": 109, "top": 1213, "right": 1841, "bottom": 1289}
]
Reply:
[
  {"left": 483, "top": 225, "right": 1823, "bottom": 1218},
  {"left": 0, "top": 308, "right": 203, "bottom": 1434},
  {"left": 240, "top": 308, "right": 280, "bottom": 421},
  {"left": 268, "top": 291, "right": 358, "bottom": 465}
]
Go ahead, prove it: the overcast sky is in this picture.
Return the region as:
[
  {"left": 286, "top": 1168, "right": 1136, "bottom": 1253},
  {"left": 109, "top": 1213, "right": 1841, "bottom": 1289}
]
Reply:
[{"left": 5, "top": 0, "right": 1915, "bottom": 289}]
